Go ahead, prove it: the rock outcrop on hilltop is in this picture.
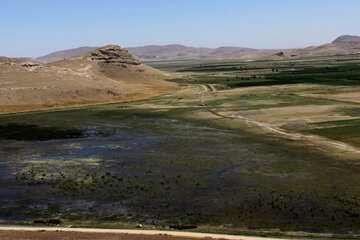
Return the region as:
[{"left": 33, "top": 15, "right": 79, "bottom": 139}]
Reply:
[{"left": 89, "top": 45, "right": 141, "bottom": 65}]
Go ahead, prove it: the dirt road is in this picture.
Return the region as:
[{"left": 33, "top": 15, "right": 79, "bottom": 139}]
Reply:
[{"left": 0, "top": 226, "right": 286, "bottom": 240}]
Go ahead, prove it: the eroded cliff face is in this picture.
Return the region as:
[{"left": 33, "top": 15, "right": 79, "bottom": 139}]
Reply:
[{"left": 89, "top": 45, "right": 141, "bottom": 65}]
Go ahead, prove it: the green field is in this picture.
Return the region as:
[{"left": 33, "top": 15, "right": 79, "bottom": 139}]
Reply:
[{"left": 150, "top": 55, "right": 360, "bottom": 88}]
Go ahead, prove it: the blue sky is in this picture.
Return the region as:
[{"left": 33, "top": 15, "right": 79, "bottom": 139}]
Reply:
[{"left": 0, "top": 0, "right": 359, "bottom": 57}]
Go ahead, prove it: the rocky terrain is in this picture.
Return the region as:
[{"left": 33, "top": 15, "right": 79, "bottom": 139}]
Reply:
[
  {"left": 90, "top": 45, "right": 140, "bottom": 65},
  {"left": 0, "top": 45, "right": 177, "bottom": 114}
]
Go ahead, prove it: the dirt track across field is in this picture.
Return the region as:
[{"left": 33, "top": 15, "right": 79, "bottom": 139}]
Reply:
[{"left": 0, "top": 226, "right": 286, "bottom": 240}]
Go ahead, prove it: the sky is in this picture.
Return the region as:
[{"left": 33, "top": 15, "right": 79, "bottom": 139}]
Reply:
[{"left": 0, "top": 0, "right": 360, "bottom": 58}]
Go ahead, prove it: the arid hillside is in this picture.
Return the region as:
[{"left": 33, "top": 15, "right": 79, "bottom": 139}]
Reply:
[
  {"left": 0, "top": 45, "right": 178, "bottom": 113},
  {"left": 0, "top": 56, "right": 31, "bottom": 63}
]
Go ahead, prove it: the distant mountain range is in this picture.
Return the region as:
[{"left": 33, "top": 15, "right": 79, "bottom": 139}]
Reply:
[
  {"left": 35, "top": 46, "right": 98, "bottom": 63},
  {"left": 126, "top": 45, "right": 258, "bottom": 61},
  {"left": 32, "top": 35, "right": 360, "bottom": 63}
]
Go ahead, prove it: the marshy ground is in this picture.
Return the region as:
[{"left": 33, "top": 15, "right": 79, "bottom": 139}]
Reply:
[{"left": 1, "top": 55, "right": 360, "bottom": 238}]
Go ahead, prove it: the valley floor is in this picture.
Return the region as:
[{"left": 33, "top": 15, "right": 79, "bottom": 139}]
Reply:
[{"left": 1, "top": 56, "right": 360, "bottom": 238}]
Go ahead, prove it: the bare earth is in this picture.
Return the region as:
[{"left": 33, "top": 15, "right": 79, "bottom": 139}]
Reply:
[{"left": 0, "top": 227, "right": 284, "bottom": 240}]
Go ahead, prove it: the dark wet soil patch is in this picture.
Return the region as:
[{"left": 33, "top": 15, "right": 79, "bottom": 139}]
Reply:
[{"left": 0, "top": 124, "right": 85, "bottom": 141}]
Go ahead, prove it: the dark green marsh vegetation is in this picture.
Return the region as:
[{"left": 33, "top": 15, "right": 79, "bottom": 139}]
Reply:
[
  {"left": 0, "top": 103, "right": 360, "bottom": 234},
  {"left": 0, "top": 123, "right": 85, "bottom": 141}
]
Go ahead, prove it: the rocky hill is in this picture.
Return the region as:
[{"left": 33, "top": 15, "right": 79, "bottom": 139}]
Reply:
[
  {"left": 89, "top": 45, "right": 140, "bottom": 65},
  {"left": 0, "top": 45, "right": 177, "bottom": 114}
]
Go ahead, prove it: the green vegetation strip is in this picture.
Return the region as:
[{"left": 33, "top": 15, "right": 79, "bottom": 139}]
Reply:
[{"left": 302, "top": 125, "right": 360, "bottom": 147}]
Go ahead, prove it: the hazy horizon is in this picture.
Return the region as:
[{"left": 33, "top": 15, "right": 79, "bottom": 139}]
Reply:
[{"left": 1, "top": 0, "right": 360, "bottom": 58}]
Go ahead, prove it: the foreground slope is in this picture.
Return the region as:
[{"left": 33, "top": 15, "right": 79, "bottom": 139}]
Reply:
[{"left": 0, "top": 45, "right": 178, "bottom": 113}]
